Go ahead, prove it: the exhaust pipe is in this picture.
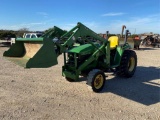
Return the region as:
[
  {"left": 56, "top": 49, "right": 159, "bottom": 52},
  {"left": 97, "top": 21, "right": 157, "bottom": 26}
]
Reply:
[{"left": 121, "top": 25, "right": 126, "bottom": 38}]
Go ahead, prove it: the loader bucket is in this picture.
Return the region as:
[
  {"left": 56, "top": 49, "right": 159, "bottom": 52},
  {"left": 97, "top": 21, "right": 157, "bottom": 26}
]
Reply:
[{"left": 3, "top": 38, "right": 58, "bottom": 68}]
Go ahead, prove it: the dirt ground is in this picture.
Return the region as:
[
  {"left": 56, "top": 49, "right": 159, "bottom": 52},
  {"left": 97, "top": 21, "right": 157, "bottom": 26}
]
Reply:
[{"left": 0, "top": 45, "right": 159, "bottom": 120}]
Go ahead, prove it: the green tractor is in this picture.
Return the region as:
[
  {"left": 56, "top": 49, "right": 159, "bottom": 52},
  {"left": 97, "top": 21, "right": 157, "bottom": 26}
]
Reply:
[
  {"left": 61, "top": 23, "right": 137, "bottom": 92},
  {"left": 3, "top": 22, "right": 137, "bottom": 92}
]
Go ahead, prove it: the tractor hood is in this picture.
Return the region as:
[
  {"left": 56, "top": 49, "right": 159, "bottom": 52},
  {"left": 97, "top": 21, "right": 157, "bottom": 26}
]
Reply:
[{"left": 68, "top": 43, "right": 100, "bottom": 55}]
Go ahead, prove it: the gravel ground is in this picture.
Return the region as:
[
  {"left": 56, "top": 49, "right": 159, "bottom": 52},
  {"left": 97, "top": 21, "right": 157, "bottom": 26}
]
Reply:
[{"left": 0, "top": 45, "right": 159, "bottom": 120}]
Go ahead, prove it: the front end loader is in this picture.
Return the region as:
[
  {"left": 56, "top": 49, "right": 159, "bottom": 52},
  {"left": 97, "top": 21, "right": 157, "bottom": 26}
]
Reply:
[{"left": 3, "top": 22, "right": 102, "bottom": 68}]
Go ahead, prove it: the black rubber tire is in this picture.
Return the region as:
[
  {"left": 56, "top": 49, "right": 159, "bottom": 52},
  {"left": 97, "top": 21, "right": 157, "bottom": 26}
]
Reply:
[
  {"left": 116, "top": 50, "right": 137, "bottom": 78},
  {"left": 87, "top": 69, "right": 105, "bottom": 92}
]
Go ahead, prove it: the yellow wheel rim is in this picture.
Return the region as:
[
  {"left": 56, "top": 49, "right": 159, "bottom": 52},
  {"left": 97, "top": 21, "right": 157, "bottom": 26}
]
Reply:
[
  {"left": 128, "top": 57, "right": 135, "bottom": 72},
  {"left": 94, "top": 74, "right": 104, "bottom": 89}
]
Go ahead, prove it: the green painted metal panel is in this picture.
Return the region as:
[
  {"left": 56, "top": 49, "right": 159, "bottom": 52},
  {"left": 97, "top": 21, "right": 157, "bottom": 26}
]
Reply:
[
  {"left": 113, "top": 46, "right": 123, "bottom": 66},
  {"left": 16, "top": 38, "right": 43, "bottom": 41},
  {"left": 68, "top": 43, "right": 100, "bottom": 54},
  {"left": 62, "top": 70, "right": 77, "bottom": 80},
  {"left": 26, "top": 38, "right": 58, "bottom": 68},
  {"left": 3, "top": 41, "right": 25, "bottom": 57},
  {"left": 77, "top": 44, "right": 106, "bottom": 72}
]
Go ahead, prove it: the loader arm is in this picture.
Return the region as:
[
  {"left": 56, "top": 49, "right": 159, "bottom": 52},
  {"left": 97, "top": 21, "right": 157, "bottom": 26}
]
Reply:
[
  {"left": 41, "top": 26, "right": 66, "bottom": 39},
  {"left": 63, "top": 22, "right": 107, "bottom": 46},
  {"left": 56, "top": 22, "right": 107, "bottom": 54}
]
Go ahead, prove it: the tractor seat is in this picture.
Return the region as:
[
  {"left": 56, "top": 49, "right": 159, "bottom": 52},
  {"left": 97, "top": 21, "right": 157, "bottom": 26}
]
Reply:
[{"left": 108, "top": 36, "right": 118, "bottom": 49}]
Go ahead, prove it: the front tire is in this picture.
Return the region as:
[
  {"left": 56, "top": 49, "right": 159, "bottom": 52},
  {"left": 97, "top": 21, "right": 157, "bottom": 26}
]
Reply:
[
  {"left": 87, "top": 69, "right": 105, "bottom": 92},
  {"left": 116, "top": 50, "right": 137, "bottom": 77}
]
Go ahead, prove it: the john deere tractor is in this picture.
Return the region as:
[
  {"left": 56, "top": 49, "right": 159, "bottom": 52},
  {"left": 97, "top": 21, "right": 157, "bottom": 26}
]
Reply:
[
  {"left": 61, "top": 22, "right": 137, "bottom": 92},
  {"left": 3, "top": 22, "right": 137, "bottom": 92}
]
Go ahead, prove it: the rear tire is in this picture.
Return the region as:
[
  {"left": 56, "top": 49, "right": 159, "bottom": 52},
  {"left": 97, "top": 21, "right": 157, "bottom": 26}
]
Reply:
[
  {"left": 87, "top": 69, "right": 105, "bottom": 92},
  {"left": 116, "top": 50, "right": 137, "bottom": 77}
]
